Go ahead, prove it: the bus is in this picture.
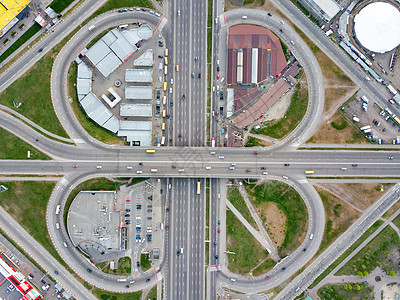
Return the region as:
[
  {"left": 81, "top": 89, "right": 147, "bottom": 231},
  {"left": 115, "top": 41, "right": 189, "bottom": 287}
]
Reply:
[
  {"left": 163, "top": 82, "right": 167, "bottom": 91},
  {"left": 165, "top": 48, "right": 169, "bottom": 57},
  {"left": 304, "top": 170, "right": 314, "bottom": 174},
  {"left": 197, "top": 180, "right": 201, "bottom": 195},
  {"left": 162, "top": 109, "right": 166, "bottom": 118},
  {"left": 165, "top": 57, "right": 168, "bottom": 65},
  {"left": 146, "top": 149, "right": 156, "bottom": 153},
  {"left": 55, "top": 205, "right": 61, "bottom": 215},
  {"left": 162, "top": 123, "right": 165, "bottom": 131}
]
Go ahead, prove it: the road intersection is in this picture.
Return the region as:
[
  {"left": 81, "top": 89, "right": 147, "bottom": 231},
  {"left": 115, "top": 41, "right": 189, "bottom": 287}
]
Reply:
[{"left": 0, "top": 0, "right": 398, "bottom": 299}]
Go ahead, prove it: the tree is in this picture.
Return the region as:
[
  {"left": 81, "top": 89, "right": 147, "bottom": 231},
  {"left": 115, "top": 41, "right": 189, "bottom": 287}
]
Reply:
[
  {"left": 363, "top": 271, "right": 369, "bottom": 277},
  {"left": 357, "top": 271, "right": 364, "bottom": 277},
  {"left": 361, "top": 264, "right": 366, "bottom": 269},
  {"left": 348, "top": 284, "right": 353, "bottom": 291},
  {"left": 389, "top": 270, "right": 396, "bottom": 277},
  {"left": 355, "top": 283, "right": 361, "bottom": 291}
]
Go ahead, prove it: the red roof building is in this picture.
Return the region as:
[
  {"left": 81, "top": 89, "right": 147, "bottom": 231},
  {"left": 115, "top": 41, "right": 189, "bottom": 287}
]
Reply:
[{"left": 227, "top": 25, "right": 287, "bottom": 85}]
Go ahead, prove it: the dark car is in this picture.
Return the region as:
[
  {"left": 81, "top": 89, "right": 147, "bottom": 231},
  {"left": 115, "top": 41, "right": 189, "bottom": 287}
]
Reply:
[
  {"left": 198, "top": 73, "right": 201, "bottom": 78},
  {"left": 215, "top": 255, "right": 218, "bottom": 259},
  {"left": 160, "top": 189, "right": 163, "bottom": 194},
  {"left": 284, "top": 163, "right": 290, "bottom": 166},
  {"left": 303, "top": 248, "right": 307, "bottom": 252},
  {"left": 38, "top": 48, "right": 43, "bottom": 52},
  {"left": 191, "top": 73, "right": 194, "bottom": 78},
  {"left": 178, "top": 134, "right": 182, "bottom": 139},
  {"left": 87, "top": 269, "right": 92, "bottom": 273},
  {"left": 352, "top": 164, "right": 358, "bottom": 167},
  {"left": 41, "top": 280, "right": 46, "bottom": 284},
  {"left": 281, "top": 267, "right": 286, "bottom": 271},
  {"left": 54, "top": 270, "right": 59, "bottom": 275},
  {"left": 177, "top": 251, "right": 180, "bottom": 256},
  {"left": 139, "top": 162, "right": 143, "bottom": 166},
  {"left": 267, "top": 12, "right": 272, "bottom": 16},
  {"left": 261, "top": 167, "right": 266, "bottom": 170},
  {"left": 125, "top": 209, "right": 131, "bottom": 212},
  {"left": 158, "top": 55, "right": 163, "bottom": 58},
  {"left": 146, "top": 278, "right": 150, "bottom": 282},
  {"left": 125, "top": 285, "right": 130, "bottom": 288},
  {"left": 246, "top": 169, "right": 251, "bottom": 173},
  {"left": 182, "top": 94, "right": 185, "bottom": 100},
  {"left": 137, "top": 261, "right": 140, "bottom": 267}
]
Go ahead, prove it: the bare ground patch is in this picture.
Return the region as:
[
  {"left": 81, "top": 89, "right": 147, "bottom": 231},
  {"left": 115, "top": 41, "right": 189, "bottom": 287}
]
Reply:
[
  {"left": 307, "top": 111, "right": 367, "bottom": 144},
  {"left": 261, "top": 202, "right": 286, "bottom": 247},
  {"left": 316, "top": 183, "right": 394, "bottom": 211}
]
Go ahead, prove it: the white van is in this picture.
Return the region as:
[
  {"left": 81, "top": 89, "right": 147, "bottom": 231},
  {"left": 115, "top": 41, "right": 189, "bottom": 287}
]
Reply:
[
  {"left": 178, "top": 169, "right": 185, "bottom": 172},
  {"left": 180, "top": 247, "right": 184, "bottom": 254},
  {"left": 137, "top": 170, "right": 143, "bottom": 174},
  {"left": 88, "top": 25, "right": 95, "bottom": 31},
  {"left": 55, "top": 223, "right": 60, "bottom": 229},
  {"left": 205, "top": 166, "right": 212, "bottom": 170},
  {"left": 151, "top": 169, "right": 158, "bottom": 173},
  {"left": 242, "top": 16, "right": 247, "bottom": 20},
  {"left": 63, "top": 242, "right": 68, "bottom": 248},
  {"left": 282, "top": 175, "right": 288, "bottom": 180},
  {"left": 127, "top": 166, "right": 133, "bottom": 170}
]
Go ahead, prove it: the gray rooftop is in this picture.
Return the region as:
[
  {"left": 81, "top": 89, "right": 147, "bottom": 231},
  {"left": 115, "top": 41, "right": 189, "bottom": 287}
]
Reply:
[
  {"left": 133, "top": 49, "right": 154, "bottom": 66},
  {"left": 67, "top": 191, "right": 121, "bottom": 251},
  {"left": 125, "top": 69, "right": 153, "bottom": 83},
  {"left": 120, "top": 103, "right": 152, "bottom": 117},
  {"left": 125, "top": 86, "right": 153, "bottom": 100}
]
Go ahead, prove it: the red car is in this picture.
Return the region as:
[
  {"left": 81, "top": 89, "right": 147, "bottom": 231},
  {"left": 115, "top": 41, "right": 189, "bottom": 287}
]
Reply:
[
  {"left": 265, "top": 276, "right": 270, "bottom": 280},
  {"left": 217, "top": 74, "right": 220, "bottom": 79},
  {"left": 218, "top": 228, "right": 220, "bottom": 233},
  {"left": 280, "top": 28, "right": 283, "bottom": 32},
  {"left": 166, "top": 225, "right": 169, "bottom": 230},
  {"left": 72, "top": 164, "right": 78, "bottom": 168},
  {"left": 259, "top": 115, "right": 264, "bottom": 119},
  {"left": 253, "top": 151, "right": 258, "bottom": 155}
]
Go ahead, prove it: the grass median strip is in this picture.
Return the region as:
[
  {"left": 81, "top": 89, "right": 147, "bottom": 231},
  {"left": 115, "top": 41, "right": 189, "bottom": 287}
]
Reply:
[
  {"left": 0, "top": 126, "right": 51, "bottom": 160},
  {"left": 227, "top": 187, "right": 257, "bottom": 229},
  {"left": 96, "top": 256, "right": 131, "bottom": 275}
]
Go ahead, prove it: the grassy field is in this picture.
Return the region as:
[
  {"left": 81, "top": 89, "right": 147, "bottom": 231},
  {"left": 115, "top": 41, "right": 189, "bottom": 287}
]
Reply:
[
  {"left": 245, "top": 136, "right": 272, "bottom": 147},
  {"left": 49, "top": 0, "right": 76, "bottom": 13},
  {"left": 63, "top": 177, "right": 145, "bottom": 225},
  {"left": 255, "top": 78, "right": 308, "bottom": 139},
  {"left": 310, "top": 220, "right": 383, "bottom": 288},
  {"left": 318, "top": 283, "right": 374, "bottom": 300},
  {"left": 315, "top": 188, "right": 361, "bottom": 255},
  {"left": 245, "top": 180, "right": 308, "bottom": 257},
  {"left": 0, "top": 51, "right": 68, "bottom": 138},
  {"left": 0, "top": 181, "right": 70, "bottom": 266},
  {"left": 97, "top": 257, "right": 131, "bottom": 275},
  {"left": 392, "top": 214, "right": 400, "bottom": 229},
  {"left": 336, "top": 225, "right": 400, "bottom": 276},
  {"left": 226, "top": 209, "right": 270, "bottom": 275},
  {"left": 252, "top": 258, "right": 276, "bottom": 276},
  {"left": 307, "top": 111, "right": 367, "bottom": 144},
  {"left": 67, "top": 63, "right": 124, "bottom": 144},
  {"left": 92, "top": 288, "right": 142, "bottom": 300},
  {"left": 227, "top": 187, "right": 257, "bottom": 229},
  {"left": 147, "top": 285, "right": 157, "bottom": 300},
  {"left": 0, "top": 127, "right": 50, "bottom": 160},
  {"left": 140, "top": 253, "right": 151, "bottom": 271},
  {"left": 91, "top": 0, "right": 153, "bottom": 19},
  {"left": 0, "top": 24, "right": 41, "bottom": 64}
]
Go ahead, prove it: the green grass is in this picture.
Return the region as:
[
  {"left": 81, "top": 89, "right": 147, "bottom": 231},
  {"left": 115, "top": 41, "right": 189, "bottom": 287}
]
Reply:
[
  {"left": 252, "top": 258, "right": 277, "bottom": 276},
  {"left": 245, "top": 136, "right": 265, "bottom": 147},
  {"left": 315, "top": 189, "right": 360, "bottom": 256},
  {"left": 0, "top": 24, "right": 41, "bottom": 64},
  {"left": 392, "top": 214, "right": 400, "bottom": 229},
  {"left": 92, "top": 288, "right": 142, "bottom": 300},
  {"left": 310, "top": 220, "right": 383, "bottom": 288},
  {"left": 67, "top": 63, "right": 124, "bottom": 144},
  {"left": 0, "top": 126, "right": 51, "bottom": 160},
  {"left": 64, "top": 177, "right": 145, "bottom": 225},
  {"left": 0, "top": 181, "right": 72, "bottom": 270},
  {"left": 0, "top": 50, "right": 69, "bottom": 138},
  {"left": 288, "top": 0, "right": 319, "bottom": 25},
  {"left": 226, "top": 209, "right": 270, "bottom": 275},
  {"left": 245, "top": 181, "right": 308, "bottom": 257},
  {"left": 331, "top": 121, "right": 348, "bottom": 130},
  {"left": 91, "top": 0, "right": 153, "bottom": 19},
  {"left": 227, "top": 187, "right": 257, "bottom": 229},
  {"left": 49, "top": 0, "right": 76, "bottom": 13},
  {"left": 336, "top": 225, "right": 400, "bottom": 276},
  {"left": 255, "top": 79, "right": 308, "bottom": 139},
  {"left": 147, "top": 285, "right": 157, "bottom": 300},
  {"left": 140, "top": 253, "right": 151, "bottom": 271},
  {"left": 97, "top": 257, "right": 131, "bottom": 275},
  {"left": 318, "top": 283, "right": 374, "bottom": 300}
]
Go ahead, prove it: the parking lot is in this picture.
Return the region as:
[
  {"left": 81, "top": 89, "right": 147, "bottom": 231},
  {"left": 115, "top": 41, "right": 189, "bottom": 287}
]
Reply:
[{"left": 343, "top": 89, "right": 400, "bottom": 144}]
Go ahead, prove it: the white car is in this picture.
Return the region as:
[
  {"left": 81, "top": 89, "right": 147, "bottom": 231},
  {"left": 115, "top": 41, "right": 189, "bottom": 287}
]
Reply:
[
  {"left": 96, "top": 165, "right": 102, "bottom": 169},
  {"left": 137, "top": 170, "right": 143, "bottom": 174}
]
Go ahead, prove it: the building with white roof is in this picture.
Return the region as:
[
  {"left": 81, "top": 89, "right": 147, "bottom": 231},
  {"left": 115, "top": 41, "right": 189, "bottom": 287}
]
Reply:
[
  {"left": 125, "top": 86, "right": 153, "bottom": 100},
  {"left": 120, "top": 103, "right": 152, "bottom": 117},
  {"left": 298, "top": 0, "right": 341, "bottom": 22},
  {"left": 125, "top": 69, "right": 153, "bottom": 83}
]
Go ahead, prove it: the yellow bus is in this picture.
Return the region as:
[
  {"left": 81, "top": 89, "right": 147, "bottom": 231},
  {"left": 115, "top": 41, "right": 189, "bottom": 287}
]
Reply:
[
  {"left": 165, "top": 48, "right": 169, "bottom": 57},
  {"left": 146, "top": 149, "right": 156, "bottom": 153},
  {"left": 162, "top": 123, "right": 165, "bottom": 130},
  {"left": 162, "top": 109, "right": 166, "bottom": 118},
  {"left": 304, "top": 170, "right": 314, "bottom": 174},
  {"left": 197, "top": 180, "right": 201, "bottom": 195},
  {"left": 165, "top": 57, "right": 168, "bottom": 65},
  {"left": 163, "top": 82, "right": 167, "bottom": 91}
]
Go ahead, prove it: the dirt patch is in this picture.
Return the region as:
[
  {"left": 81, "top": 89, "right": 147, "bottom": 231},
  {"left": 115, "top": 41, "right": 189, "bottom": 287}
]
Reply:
[
  {"left": 323, "top": 86, "right": 358, "bottom": 116},
  {"left": 261, "top": 202, "right": 286, "bottom": 247},
  {"left": 307, "top": 111, "right": 367, "bottom": 144},
  {"left": 316, "top": 183, "right": 394, "bottom": 211},
  {"left": 382, "top": 283, "right": 400, "bottom": 300}
]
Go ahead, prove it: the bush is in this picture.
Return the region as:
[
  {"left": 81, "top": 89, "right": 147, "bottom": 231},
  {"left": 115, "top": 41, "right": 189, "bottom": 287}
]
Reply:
[
  {"left": 389, "top": 270, "right": 396, "bottom": 277},
  {"left": 357, "top": 271, "right": 363, "bottom": 277}
]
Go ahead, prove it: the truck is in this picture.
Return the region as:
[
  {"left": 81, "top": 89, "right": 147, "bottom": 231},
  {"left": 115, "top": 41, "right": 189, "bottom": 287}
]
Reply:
[
  {"left": 360, "top": 125, "right": 371, "bottom": 131},
  {"left": 360, "top": 95, "right": 369, "bottom": 103}
]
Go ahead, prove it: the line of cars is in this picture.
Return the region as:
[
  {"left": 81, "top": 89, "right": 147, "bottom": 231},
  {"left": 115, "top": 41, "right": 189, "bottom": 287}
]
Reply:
[{"left": 118, "top": 7, "right": 161, "bottom": 17}]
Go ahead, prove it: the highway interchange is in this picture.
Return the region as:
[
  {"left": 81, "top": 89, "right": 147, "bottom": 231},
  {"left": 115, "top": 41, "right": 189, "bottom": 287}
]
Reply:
[{"left": 0, "top": 0, "right": 399, "bottom": 299}]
